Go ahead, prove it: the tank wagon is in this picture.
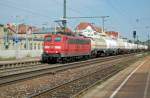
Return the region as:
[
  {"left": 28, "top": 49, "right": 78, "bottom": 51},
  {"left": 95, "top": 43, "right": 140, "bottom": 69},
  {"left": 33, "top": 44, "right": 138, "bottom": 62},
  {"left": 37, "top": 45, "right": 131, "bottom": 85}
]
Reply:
[{"left": 79, "top": 29, "right": 148, "bottom": 56}]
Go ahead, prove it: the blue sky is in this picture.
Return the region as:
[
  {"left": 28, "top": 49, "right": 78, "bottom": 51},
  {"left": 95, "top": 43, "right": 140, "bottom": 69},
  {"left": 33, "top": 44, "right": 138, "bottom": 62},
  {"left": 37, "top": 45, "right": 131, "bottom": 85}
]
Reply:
[{"left": 0, "top": 0, "right": 150, "bottom": 41}]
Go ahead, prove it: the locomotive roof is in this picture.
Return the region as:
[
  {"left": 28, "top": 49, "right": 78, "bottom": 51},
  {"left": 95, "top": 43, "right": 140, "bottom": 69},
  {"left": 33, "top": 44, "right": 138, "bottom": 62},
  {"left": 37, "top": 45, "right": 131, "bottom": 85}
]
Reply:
[{"left": 44, "top": 32, "right": 90, "bottom": 40}]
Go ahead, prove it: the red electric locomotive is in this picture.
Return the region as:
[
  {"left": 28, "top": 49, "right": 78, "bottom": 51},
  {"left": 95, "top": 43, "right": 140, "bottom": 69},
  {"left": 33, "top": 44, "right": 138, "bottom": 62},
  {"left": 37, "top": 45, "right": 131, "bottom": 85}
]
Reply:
[{"left": 42, "top": 32, "right": 91, "bottom": 63}]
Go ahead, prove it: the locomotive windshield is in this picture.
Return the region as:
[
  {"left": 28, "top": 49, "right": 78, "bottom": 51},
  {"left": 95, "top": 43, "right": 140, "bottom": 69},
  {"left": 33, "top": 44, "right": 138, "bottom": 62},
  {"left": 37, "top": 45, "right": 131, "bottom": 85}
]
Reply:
[
  {"left": 55, "top": 36, "right": 61, "bottom": 42},
  {"left": 44, "top": 36, "right": 51, "bottom": 42}
]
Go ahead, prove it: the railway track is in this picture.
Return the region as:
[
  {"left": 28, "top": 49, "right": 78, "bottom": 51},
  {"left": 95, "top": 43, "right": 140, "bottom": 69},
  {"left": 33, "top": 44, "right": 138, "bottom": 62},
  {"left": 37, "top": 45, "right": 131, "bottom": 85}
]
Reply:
[
  {"left": 0, "top": 53, "right": 145, "bottom": 71},
  {"left": 28, "top": 55, "right": 137, "bottom": 98},
  {"left": 0, "top": 55, "right": 121, "bottom": 72},
  {"left": 0, "top": 54, "right": 139, "bottom": 86}
]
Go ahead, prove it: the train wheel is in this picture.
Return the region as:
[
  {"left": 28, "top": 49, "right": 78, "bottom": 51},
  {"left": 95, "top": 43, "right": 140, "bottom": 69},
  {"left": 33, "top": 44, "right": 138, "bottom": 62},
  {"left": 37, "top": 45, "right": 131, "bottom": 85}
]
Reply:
[
  {"left": 57, "top": 57, "right": 62, "bottom": 63},
  {"left": 41, "top": 58, "right": 46, "bottom": 63},
  {"left": 84, "top": 55, "right": 89, "bottom": 60},
  {"left": 61, "top": 57, "right": 67, "bottom": 63}
]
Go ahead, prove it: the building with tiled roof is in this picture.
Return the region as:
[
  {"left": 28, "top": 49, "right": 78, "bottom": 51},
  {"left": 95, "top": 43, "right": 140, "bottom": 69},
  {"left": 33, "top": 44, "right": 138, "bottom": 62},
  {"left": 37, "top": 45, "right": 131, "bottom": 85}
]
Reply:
[
  {"left": 6, "top": 23, "right": 40, "bottom": 34},
  {"left": 105, "top": 31, "right": 119, "bottom": 39},
  {"left": 76, "top": 22, "right": 102, "bottom": 33},
  {"left": 75, "top": 22, "right": 106, "bottom": 38}
]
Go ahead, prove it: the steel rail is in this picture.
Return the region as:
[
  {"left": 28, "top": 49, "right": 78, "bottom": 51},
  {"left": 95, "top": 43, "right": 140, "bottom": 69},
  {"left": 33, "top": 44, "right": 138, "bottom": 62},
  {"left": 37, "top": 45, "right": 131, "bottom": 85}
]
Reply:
[
  {"left": 0, "top": 54, "right": 137, "bottom": 86},
  {"left": 0, "top": 54, "right": 132, "bottom": 75},
  {"left": 28, "top": 57, "right": 135, "bottom": 98}
]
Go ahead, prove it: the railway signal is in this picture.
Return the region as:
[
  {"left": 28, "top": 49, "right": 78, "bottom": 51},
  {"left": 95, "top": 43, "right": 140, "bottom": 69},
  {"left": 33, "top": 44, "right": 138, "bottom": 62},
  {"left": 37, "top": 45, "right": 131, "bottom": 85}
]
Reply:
[
  {"left": 133, "top": 31, "right": 136, "bottom": 39},
  {"left": 133, "top": 30, "right": 136, "bottom": 44}
]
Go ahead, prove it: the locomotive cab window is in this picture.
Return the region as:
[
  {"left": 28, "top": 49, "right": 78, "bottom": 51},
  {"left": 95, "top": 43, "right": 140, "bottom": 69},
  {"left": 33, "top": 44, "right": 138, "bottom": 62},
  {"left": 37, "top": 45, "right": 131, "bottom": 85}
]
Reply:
[
  {"left": 44, "top": 36, "right": 51, "bottom": 42},
  {"left": 55, "top": 36, "right": 61, "bottom": 42}
]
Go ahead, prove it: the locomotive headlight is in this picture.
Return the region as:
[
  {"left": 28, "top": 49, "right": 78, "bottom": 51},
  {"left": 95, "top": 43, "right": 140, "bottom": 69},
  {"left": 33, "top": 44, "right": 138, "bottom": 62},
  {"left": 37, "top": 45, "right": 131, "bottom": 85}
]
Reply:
[
  {"left": 45, "top": 46, "right": 50, "bottom": 49},
  {"left": 55, "top": 46, "right": 61, "bottom": 49}
]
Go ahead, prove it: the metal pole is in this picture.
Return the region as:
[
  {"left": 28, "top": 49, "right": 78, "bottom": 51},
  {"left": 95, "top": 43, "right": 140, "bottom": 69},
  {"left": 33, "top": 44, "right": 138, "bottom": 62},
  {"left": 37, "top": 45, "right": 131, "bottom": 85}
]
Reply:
[
  {"left": 3, "top": 26, "right": 5, "bottom": 49},
  {"left": 145, "top": 26, "right": 150, "bottom": 50},
  {"left": 15, "top": 23, "right": 19, "bottom": 59},
  {"left": 137, "top": 35, "right": 139, "bottom": 49},
  {"left": 15, "top": 15, "right": 21, "bottom": 59},
  {"left": 102, "top": 18, "right": 105, "bottom": 33},
  {"left": 63, "top": 0, "right": 66, "bottom": 19},
  {"left": 25, "top": 24, "right": 28, "bottom": 50},
  {"left": 31, "top": 27, "right": 33, "bottom": 44},
  {"left": 148, "top": 33, "right": 150, "bottom": 50},
  {"left": 63, "top": 0, "right": 67, "bottom": 32},
  {"left": 101, "top": 16, "right": 109, "bottom": 33},
  {"left": 54, "top": 23, "right": 56, "bottom": 32},
  {"left": 4, "top": 27, "right": 8, "bottom": 49}
]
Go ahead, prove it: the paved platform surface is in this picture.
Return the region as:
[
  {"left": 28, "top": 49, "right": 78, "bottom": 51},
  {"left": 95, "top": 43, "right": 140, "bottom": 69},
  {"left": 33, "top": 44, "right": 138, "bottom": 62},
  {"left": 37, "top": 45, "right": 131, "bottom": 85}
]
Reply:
[
  {"left": 0, "top": 57, "right": 41, "bottom": 65},
  {"left": 80, "top": 56, "right": 150, "bottom": 98}
]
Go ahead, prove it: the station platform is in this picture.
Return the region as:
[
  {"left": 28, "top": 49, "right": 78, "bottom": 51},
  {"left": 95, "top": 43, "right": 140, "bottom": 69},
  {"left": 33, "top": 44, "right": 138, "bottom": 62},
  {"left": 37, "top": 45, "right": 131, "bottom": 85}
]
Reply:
[
  {"left": 0, "top": 57, "right": 41, "bottom": 65},
  {"left": 80, "top": 56, "right": 150, "bottom": 98}
]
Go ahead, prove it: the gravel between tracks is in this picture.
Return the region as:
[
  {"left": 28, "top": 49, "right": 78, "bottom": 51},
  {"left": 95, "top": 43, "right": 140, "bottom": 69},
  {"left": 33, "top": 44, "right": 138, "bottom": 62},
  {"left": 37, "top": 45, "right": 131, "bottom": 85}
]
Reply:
[{"left": 0, "top": 56, "right": 137, "bottom": 98}]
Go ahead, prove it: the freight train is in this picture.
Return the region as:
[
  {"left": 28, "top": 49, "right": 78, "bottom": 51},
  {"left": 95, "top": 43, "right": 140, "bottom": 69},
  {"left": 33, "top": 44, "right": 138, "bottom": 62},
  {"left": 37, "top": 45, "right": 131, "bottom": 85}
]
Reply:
[{"left": 42, "top": 31, "right": 148, "bottom": 63}]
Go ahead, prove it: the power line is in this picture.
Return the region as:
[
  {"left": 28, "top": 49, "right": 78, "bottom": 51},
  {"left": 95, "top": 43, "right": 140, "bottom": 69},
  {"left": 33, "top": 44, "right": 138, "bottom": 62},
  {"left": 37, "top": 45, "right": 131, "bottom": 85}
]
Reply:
[
  {"left": 0, "top": 2, "right": 54, "bottom": 19},
  {"left": 105, "top": 0, "right": 133, "bottom": 24},
  {"left": 0, "top": 0, "right": 86, "bottom": 20},
  {"left": 66, "top": 16, "right": 109, "bottom": 19},
  {"left": 1, "top": 0, "right": 56, "bottom": 15}
]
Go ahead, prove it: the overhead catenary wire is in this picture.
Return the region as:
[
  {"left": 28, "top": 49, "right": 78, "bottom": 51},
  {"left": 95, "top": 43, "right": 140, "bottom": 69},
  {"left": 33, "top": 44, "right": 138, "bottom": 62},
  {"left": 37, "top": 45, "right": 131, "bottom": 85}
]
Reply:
[
  {"left": 0, "top": 0, "right": 108, "bottom": 21},
  {"left": 105, "top": 0, "right": 133, "bottom": 26},
  {"left": 0, "top": 2, "right": 52, "bottom": 19},
  {"left": 0, "top": 0, "right": 90, "bottom": 26}
]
